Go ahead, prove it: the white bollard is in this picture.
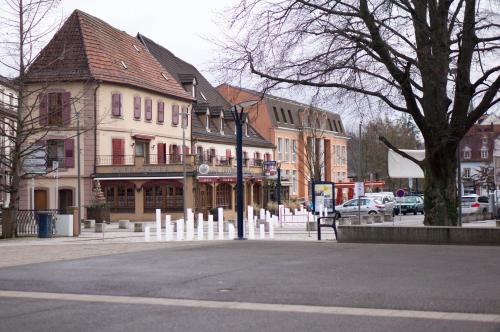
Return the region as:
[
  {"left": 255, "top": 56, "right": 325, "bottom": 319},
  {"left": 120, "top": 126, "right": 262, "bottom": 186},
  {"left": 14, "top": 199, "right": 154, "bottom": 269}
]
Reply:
[
  {"left": 228, "top": 223, "right": 235, "bottom": 239},
  {"left": 259, "top": 224, "right": 265, "bottom": 239},
  {"left": 247, "top": 206, "right": 254, "bottom": 227},
  {"left": 248, "top": 216, "right": 255, "bottom": 239},
  {"left": 218, "top": 207, "right": 224, "bottom": 223},
  {"left": 186, "top": 213, "right": 195, "bottom": 240},
  {"left": 145, "top": 226, "right": 151, "bottom": 242},
  {"left": 176, "top": 219, "right": 184, "bottom": 241},
  {"left": 164, "top": 215, "right": 171, "bottom": 241},
  {"left": 270, "top": 216, "right": 277, "bottom": 239},
  {"left": 260, "top": 208, "right": 265, "bottom": 220},
  {"left": 208, "top": 214, "right": 214, "bottom": 240},
  {"left": 197, "top": 213, "right": 204, "bottom": 240},
  {"left": 156, "top": 209, "right": 162, "bottom": 241},
  {"left": 165, "top": 221, "right": 173, "bottom": 241},
  {"left": 218, "top": 211, "right": 224, "bottom": 240}
]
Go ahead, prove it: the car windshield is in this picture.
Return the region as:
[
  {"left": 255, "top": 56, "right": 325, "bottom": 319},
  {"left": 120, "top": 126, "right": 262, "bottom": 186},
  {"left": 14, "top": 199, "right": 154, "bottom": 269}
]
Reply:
[
  {"left": 402, "top": 196, "right": 418, "bottom": 203},
  {"left": 461, "top": 197, "right": 476, "bottom": 203}
]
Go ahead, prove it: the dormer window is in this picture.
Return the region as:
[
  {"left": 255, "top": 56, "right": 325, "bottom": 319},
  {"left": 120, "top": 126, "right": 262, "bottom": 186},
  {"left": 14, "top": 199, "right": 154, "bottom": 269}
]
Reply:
[
  {"left": 206, "top": 109, "right": 210, "bottom": 132},
  {"left": 463, "top": 147, "right": 471, "bottom": 159},
  {"left": 482, "top": 137, "right": 488, "bottom": 145},
  {"left": 481, "top": 148, "right": 488, "bottom": 159}
]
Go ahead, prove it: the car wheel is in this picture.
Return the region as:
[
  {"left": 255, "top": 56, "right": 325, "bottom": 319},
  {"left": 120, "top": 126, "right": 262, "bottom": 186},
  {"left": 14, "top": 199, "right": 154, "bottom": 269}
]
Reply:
[
  {"left": 368, "top": 211, "right": 377, "bottom": 215},
  {"left": 482, "top": 208, "right": 488, "bottom": 215},
  {"left": 413, "top": 210, "right": 417, "bottom": 215}
]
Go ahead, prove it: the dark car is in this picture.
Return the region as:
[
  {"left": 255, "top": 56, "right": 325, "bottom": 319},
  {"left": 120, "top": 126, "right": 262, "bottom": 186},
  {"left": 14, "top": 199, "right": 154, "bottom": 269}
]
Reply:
[{"left": 395, "top": 196, "right": 424, "bottom": 215}]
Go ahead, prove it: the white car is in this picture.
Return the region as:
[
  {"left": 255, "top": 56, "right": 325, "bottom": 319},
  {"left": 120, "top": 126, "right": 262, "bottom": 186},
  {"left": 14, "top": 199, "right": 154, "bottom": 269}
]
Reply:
[
  {"left": 335, "top": 197, "right": 386, "bottom": 218},
  {"left": 365, "top": 193, "right": 396, "bottom": 216},
  {"left": 461, "top": 195, "right": 489, "bottom": 214}
]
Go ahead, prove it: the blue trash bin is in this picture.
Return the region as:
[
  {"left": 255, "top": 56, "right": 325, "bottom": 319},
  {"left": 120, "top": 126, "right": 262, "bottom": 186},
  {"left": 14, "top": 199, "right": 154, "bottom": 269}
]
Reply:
[{"left": 37, "top": 212, "right": 53, "bottom": 238}]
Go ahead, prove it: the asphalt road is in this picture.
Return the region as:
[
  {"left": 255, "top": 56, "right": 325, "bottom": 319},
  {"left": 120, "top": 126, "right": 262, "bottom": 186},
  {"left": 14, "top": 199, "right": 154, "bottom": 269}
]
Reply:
[{"left": 0, "top": 241, "right": 499, "bottom": 331}]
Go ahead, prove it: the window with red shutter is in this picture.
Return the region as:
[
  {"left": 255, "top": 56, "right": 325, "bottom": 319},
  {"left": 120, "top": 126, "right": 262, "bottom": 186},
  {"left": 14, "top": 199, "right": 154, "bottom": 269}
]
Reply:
[
  {"left": 157, "top": 143, "right": 166, "bottom": 164},
  {"left": 226, "top": 149, "right": 231, "bottom": 159},
  {"left": 172, "top": 105, "right": 179, "bottom": 126},
  {"left": 64, "top": 138, "right": 75, "bottom": 168},
  {"left": 111, "top": 93, "right": 122, "bottom": 117},
  {"left": 112, "top": 138, "right": 125, "bottom": 165},
  {"left": 145, "top": 98, "right": 152, "bottom": 121},
  {"left": 134, "top": 96, "right": 141, "bottom": 119},
  {"left": 157, "top": 101, "right": 164, "bottom": 123},
  {"left": 62, "top": 92, "right": 71, "bottom": 126}
]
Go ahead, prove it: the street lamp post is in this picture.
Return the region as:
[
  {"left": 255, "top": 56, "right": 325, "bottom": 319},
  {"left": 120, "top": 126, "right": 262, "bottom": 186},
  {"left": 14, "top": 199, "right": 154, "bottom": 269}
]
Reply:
[
  {"left": 276, "top": 164, "right": 281, "bottom": 205},
  {"left": 232, "top": 100, "right": 258, "bottom": 240},
  {"left": 182, "top": 105, "right": 191, "bottom": 222}
]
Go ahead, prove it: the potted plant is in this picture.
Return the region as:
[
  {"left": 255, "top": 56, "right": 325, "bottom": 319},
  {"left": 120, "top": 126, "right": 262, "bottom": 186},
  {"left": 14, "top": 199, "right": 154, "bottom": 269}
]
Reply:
[{"left": 86, "top": 180, "right": 110, "bottom": 224}]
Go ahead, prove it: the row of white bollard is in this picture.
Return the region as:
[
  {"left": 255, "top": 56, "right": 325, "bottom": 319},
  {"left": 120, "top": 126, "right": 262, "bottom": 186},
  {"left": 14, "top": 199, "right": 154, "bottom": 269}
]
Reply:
[{"left": 146, "top": 208, "right": 275, "bottom": 242}]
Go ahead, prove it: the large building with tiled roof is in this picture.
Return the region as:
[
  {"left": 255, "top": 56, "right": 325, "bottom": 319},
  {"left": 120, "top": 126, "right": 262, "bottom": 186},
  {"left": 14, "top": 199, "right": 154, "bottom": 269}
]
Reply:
[
  {"left": 139, "top": 34, "right": 275, "bottom": 216},
  {"left": 20, "top": 10, "right": 196, "bottom": 221},
  {"left": 217, "top": 84, "right": 349, "bottom": 201}
]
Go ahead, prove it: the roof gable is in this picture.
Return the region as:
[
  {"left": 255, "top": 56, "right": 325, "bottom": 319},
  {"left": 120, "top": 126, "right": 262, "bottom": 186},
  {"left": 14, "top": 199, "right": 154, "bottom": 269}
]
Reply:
[{"left": 26, "top": 10, "right": 193, "bottom": 101}]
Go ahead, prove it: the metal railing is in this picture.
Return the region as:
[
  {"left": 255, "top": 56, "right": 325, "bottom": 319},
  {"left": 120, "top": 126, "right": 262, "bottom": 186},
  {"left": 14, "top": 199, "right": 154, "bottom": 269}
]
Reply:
[
  {"left": 16, "top": 209, "right": 59, "bottom": 236},
  {"left": 96, "top": 155, "right": 135, "bottom": 166},
  {"left": 195, "top": 155, "right": 264, "bottom": 168}
]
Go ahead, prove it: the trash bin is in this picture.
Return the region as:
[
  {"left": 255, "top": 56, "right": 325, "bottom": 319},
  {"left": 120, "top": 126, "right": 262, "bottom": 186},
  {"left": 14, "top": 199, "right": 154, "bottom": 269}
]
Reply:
[{"left": 37, "top": 212, "right": 53, "bottom": 238}]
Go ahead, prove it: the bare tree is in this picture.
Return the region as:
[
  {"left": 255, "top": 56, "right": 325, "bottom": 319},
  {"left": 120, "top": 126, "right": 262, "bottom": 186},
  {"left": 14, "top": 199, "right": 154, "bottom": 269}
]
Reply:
[
  {"left": 0, "top": 0, "right": 93, "bottom": 238},
  {"left": 296, "top": 107, "right": 327, "bottom": 187},
  {"left": 216, "top": 0, "right": 500, "bottom": 226}
]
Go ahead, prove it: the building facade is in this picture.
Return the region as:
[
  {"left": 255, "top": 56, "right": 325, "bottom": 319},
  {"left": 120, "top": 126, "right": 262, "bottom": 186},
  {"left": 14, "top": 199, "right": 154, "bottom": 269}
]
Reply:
[
  {"left": 0, "top": 75, "right": 17, "bottom": 207},
  {"left": 20, "top": 10, "right": 194, "bottom": 221},
  {"left": 217, "top": 84, "right": 349, "bottom": 202},
  {"left": 139, "top": 35, "right": 274, "bottom": 218}
]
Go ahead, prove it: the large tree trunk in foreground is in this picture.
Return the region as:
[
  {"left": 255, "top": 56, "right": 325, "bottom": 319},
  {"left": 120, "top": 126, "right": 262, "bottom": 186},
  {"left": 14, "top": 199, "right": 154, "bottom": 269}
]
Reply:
[
  {"left": 1, "top": 207, "right": 17, "bottom": 239},
  {"left": 423, "top": 144, "right": 458, "bottom": 226}
]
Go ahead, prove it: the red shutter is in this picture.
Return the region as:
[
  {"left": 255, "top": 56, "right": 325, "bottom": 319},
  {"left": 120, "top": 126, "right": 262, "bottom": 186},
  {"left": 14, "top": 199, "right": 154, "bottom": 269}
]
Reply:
[
  {"left": 64, "top": 138, "right": 75, "bottom": 168},
  {"left": 112, "top": 138, "right": 124, "bottom": 165},
  {"left": 226, "top": 149, "right": 231, "bottom": 159},
  {"left": 172, "top": 105, "right": 179, "bottom": 125},
  {"left": 158, "top": 102, "right": 164, "bottom": 123},
  {"left": 157, "top": 143, "right": 166, "bottom": 164},
  {"left": 112, "top": 93, "right": 121, "bottom": 116},
  {"left": 39, "top": 93, "right": 48, "bottom": 125},
  {"left": 134, "top": 96, "right": 141, "bottom": 119},
  {"left": 145, "top": 98, "right": 152, "bottom": 121},
  {"left": 184, "top": 146, "right": 190, "bottom": 155},
  {"left": 62, "top": 92, "right": 71, "bottom": 126}
]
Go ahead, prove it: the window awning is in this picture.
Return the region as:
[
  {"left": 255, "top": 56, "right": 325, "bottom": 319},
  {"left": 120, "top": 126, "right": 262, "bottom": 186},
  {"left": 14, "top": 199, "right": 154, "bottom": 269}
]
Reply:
[{"left": 132, "top": 134, "right": 155, "bottom": 141}]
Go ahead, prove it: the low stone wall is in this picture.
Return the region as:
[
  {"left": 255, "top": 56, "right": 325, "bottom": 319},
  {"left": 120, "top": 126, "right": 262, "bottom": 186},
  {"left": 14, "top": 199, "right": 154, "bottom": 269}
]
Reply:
[{"left": 337, "top": 225, "right": 500, "bottom": 245}]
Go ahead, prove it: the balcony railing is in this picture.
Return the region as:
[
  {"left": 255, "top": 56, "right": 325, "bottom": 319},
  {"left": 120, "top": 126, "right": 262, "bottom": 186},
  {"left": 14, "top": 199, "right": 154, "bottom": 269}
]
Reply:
[
  {"left": 195, "top": 155, "right": 264, "bottom": 168},
  {"left": 96, "top": 155, "right": 195, "bottom": 166},
  {"left": 96, "top": 155, "right": 135, "bottom": 166}
]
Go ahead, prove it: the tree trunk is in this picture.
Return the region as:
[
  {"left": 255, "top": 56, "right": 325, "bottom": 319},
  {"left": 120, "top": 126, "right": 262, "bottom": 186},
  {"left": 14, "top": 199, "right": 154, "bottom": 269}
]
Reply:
[
  {"left": 423, "top": 145, "right": 458, "bottom": 226},
  {"left": 1, "top": 207, "right": 17, "bottom": 239}
]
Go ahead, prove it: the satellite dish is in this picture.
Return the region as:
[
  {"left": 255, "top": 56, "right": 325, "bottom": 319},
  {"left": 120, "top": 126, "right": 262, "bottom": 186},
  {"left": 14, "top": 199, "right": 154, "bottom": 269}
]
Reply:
[{"left": 198, "top": 164, "right": 210, "bottom": 175}]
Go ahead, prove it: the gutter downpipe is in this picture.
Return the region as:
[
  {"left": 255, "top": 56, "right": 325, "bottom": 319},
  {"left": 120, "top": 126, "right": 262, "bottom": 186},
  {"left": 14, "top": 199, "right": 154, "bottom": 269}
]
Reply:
[{"left": 93, "top": 80, "right": 102, "bottom": 175}]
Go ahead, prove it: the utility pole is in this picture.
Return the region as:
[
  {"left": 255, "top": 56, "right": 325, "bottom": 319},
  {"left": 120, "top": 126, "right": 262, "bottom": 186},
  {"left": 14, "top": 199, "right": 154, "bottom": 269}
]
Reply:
[
  {"left": 276, "top": 165, "right": 281, "bottom": 205},
  {"left": 182, "top": 106, "right": 190, "bottom": 222},
  {"left": 76, "top": 110, "right": 81, "bottom": 234},
  {"left": 358, "top": 121, "right": 362, "bottom": 224}
]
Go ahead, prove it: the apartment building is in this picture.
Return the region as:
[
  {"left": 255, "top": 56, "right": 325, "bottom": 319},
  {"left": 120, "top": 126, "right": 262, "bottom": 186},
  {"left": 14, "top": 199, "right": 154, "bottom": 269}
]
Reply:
[
  {"left": 20, "top": 10, "right": 194, "bottom": 221},
  {"left": 217, "top": 84, "right": 349, "bottom": 201},
  {"left": 139, "top": 35, "right": 274, "bottom": 217},
  {"left": 0, "top": 75, "right": 17, "bottom": 207}
]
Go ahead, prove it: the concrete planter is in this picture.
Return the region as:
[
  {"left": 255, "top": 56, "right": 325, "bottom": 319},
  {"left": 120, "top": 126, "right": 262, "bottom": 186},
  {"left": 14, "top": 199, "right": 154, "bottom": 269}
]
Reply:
[
  {"left": 496, "top": 219, "right": 500, "bottom": 227},
  {"left": 337, "top": 225, "right": 500, "bottom": 245},
  {"left": 95, "top": 223, "right": 106, "bottom": 233},
  {"left": 134, "top": 223, "right": 145, "bottom": 232},
  {"left": 119, "top": 220, "right": 130, "bottom": 229},
  {"left": 373, "top": 215, "right": 383, "bottom": 223},
  {"left": 86, "top": 207, "right": 110, "bottom": 224},
  {"left": 258, "top": 220, "right": 270, "bottom": 232},
  {"left": 84, "top": 219, "right": 95, "bottom": 229},
  {"left": 383, "top": 214, "right": 393, "bottom": 222},
  {"left": 361, "top": 215, "right": 373, "bottom": 224}
]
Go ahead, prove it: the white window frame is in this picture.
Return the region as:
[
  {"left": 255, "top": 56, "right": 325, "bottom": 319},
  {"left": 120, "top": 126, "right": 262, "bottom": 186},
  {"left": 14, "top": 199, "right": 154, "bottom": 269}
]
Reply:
[
  {"left": 277, "top": 137, "right": 283, "bottom": 161},
  {"left": 463, "top": 149, "right": 471, "bottom": 159},
  {"left": 292, "top": 169, "right": 297, "bottom": 194},
  {"left": 481, "top": 149, "right": 488, "bottom": 159},
  {"left": 285, "top": 138, "right": 290, "bottom": 162}
]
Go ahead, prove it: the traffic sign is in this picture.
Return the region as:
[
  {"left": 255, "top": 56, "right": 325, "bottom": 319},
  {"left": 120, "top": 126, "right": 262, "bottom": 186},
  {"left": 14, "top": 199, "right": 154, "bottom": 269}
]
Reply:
[{"left": 396, "top": 189, "right": 405, "bottom": 198}]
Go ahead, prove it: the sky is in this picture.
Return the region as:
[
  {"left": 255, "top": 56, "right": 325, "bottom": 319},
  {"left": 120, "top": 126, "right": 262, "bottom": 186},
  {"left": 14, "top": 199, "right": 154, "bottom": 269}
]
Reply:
[{"left": 0, "top": 0, "right": 236, "bottom": 83}]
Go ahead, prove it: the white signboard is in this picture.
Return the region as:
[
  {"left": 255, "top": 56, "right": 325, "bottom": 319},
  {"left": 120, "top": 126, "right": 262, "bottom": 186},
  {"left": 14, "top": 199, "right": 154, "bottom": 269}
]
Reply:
[
  {"left": 354, "top": 182, "right": 364, "bottom": 198},
  {"left": 388, "top": 149, "right": 425, "bottom": 178}
]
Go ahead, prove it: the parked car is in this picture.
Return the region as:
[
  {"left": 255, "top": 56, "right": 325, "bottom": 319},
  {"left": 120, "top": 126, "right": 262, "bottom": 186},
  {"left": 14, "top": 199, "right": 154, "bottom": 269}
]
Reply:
[
  {"left": 365, "top": 193, "right": 397, "bottom": 216},
  {"left": 335, "top": 197, "right": 386, "bottom": 218},
  {"left": 395, "top": 196, "right": 424, "bottom": 215},
  {"left": 461, "top": 195, "right": 489, "bottom": 214}
]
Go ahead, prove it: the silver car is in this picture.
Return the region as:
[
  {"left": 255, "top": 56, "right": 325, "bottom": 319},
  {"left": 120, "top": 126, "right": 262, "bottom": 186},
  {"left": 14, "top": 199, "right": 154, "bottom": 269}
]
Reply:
[
  {"left": 461, "top": 195, "right": 489, "bottom": 214},
  {"left": 335, "top": 197, "right": 386, "bottom": 218}
]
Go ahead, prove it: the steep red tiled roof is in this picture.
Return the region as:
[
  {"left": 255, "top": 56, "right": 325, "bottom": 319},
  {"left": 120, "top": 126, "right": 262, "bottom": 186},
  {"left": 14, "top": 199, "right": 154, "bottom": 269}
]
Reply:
[{"left": 26, "top": 10, "right": 193, "bottom": 101}]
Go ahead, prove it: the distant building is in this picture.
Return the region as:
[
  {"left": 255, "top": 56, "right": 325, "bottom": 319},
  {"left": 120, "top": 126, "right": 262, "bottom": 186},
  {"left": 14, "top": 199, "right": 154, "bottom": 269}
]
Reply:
[
  {"left": 217, "top": 84, "right": 349, "bottom": 202},
  {"left": 0, "top": 75, "right": 17, "bottom": 207}
]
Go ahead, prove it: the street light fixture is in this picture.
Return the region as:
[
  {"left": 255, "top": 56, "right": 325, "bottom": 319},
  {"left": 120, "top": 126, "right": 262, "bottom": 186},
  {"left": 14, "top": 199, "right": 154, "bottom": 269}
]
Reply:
[{"left": 232, "top": 100, "right": 259, "bottom": 240}]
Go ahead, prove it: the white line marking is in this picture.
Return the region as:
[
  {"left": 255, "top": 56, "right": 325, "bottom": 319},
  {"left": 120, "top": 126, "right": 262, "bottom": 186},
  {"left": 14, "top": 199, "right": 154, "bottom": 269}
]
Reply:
[{"left": 0, "top": 290, "right": 498, "bottom": 323}]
